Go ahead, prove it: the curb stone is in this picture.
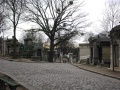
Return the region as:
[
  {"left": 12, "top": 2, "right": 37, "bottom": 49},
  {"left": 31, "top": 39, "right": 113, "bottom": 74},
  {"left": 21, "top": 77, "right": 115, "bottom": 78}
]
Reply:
[{"left": 72, "top": 64, "right": 120, "bottom": 80}]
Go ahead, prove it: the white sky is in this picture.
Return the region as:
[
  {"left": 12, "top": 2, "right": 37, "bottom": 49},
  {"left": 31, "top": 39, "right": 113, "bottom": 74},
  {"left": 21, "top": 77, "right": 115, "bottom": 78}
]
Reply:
[
  {"left": 83, "top": 0, "right": 106, "bottom": 32},
  {"left": 4, "top": 0, "right": 107, "bottom": 43},
  {"left": 74, "top": 0, "right": 106, "bottom": 43},
  {"left": 84, "top": 0, "right": 105, "bottom": 20}
]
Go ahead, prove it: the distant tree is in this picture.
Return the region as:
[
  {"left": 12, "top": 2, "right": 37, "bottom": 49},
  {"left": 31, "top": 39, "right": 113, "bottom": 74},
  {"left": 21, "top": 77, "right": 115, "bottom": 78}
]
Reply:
[
  {"left": 5, "top": 0, "right": 26, "bottom": 58},
  {"left": 0, "top": 11, "right": 5, "bottom": 32},
  {"left": 36, "top": 33, "right": 44, "bottom": 44},
  {"left": 59, "top": 40, "right": 75, "bottom": 54},
  {"left": 21, "top": 29, "right": 44, "bottom": 44},
  {"left": 83, "top": 32, "right": 95, "bottom": 42},
  {"left": 100, "top": 0, "right": 120, "bottom": 36},
  {"left": 6, "top": 38, "right": 20, "bottom": 55},
  {"left": 26, "top": 0, "right": 88, "bottom": 62},
  {"left": 24, "top": 29, "right": 37, "bottom": 41}
]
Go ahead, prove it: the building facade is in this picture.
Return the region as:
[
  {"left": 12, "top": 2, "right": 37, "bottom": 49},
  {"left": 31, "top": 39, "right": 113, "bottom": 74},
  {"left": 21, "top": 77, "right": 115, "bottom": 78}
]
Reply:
[
  {"left": 79, "top": 43, "right": 90, "bottom": 63},
  {"left": 88, "top": 35, "right": 110, "bottom": 65}
]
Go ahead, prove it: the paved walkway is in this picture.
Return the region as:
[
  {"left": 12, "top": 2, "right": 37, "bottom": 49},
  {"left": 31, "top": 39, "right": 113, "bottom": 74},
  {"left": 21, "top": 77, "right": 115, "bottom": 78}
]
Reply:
[
  {"left": 73, "top": 63, "right": 120, "bottom": 80},
  {"left": 0, "top": 57, "right": 120, "bottom": 90},
  {"left": 1, "top": 56, "right": 120, "bottom": 80},
  {"left": 0, "top": 59, "right": 120, "bottom": 90}
]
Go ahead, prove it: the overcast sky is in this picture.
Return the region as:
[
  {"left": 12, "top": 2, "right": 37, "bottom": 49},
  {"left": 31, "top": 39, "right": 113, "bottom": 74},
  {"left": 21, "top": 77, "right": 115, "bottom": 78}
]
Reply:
[
  {"left": 83, "top": 0, "right": 106, "bottom": 32},
  {"left": 73, "top": 0, "right": 106, "bottom": 43}
]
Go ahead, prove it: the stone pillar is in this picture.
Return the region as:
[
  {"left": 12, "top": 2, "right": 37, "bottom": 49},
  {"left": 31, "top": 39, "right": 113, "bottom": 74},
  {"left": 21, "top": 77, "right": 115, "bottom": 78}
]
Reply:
[
  {"left": 93, "top": 44, "right": 98, "bottom": 65},
  {"left": 78, "top": 48, "right": 80, "bottom": 62},
  {"left": 118, "top": 42, "right": 120, "bottom": 69},
  {"left": 89, "top": 47, "right": 92, "bottom": 64},
  {"left": 110, "top": 44, "right": 113, "bottom": 69}
]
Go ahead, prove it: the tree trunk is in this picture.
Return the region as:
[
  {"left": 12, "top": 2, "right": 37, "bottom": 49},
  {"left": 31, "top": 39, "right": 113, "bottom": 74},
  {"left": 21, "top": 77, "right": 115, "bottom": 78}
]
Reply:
[
  {"left": 49, "top": 40, "right": 54, "bottom": 62},
  {"left": 13, "top": 27, "right": 17, "bottom": 59},
  {"left": 13, "top": 8, "right": 17, "bottom": 59}
]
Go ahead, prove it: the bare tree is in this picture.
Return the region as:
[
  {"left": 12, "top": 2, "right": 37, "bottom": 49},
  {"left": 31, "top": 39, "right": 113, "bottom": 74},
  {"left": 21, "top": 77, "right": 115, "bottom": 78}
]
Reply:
[
  {"left": 5, "top": 0, "right": 26, "bottom": 58},
  {"left": 99, "top": 0, "right": 120, "bottom": 71},
  {"left": 83, "top": 32, "right": 95, "bottom": 42},
  {"left": 0, "top": 0, "right": 5, "bottom": 32},
  {"left": 22, "top": 29, "right": 44, "bottom": 44},
  {"left": 100, "top": 0, "right": 120, "bottom": 36},
  {"left": 0, "top": 12, "right": 5, "bottom": 33},
  {"left": 35, "top": 32, "right": 45, "bottom": 44},
  {"left": 26, "top": 0, "right": 88, "bottom": 62},
  {"left": 60, "top": 40, "right": 75, "bottom": 54}
]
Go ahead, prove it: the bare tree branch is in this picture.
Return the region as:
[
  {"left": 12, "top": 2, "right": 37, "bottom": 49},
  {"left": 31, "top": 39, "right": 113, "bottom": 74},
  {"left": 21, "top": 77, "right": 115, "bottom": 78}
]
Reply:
[
  {"left": 26, "top": 0, "right": 88, "bottom": 62},
  {"left": 100, "top": 0, "right": 120, "bottom": 36},
  {"left": 4, "top": 0, "right": 26, "bottom": 58}
]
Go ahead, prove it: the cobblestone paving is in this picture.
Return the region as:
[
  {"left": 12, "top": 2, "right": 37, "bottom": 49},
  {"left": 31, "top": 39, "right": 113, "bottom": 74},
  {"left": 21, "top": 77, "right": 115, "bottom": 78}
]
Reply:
[{"left": 0, "top": 59, "right": 120, "bottom": 90}]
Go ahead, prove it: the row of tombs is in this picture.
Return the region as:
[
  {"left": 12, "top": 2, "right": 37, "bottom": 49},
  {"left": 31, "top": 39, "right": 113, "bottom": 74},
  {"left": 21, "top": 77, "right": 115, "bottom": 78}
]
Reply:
[{"left": 79, "top": 25, "right": 120, "bottom": 70}]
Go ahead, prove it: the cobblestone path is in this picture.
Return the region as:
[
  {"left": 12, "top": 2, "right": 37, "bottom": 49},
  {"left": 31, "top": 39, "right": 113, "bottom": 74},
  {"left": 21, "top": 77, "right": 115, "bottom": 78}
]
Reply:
[{"left": 0, "top": 59, "right": 120, "bottom": 90}]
